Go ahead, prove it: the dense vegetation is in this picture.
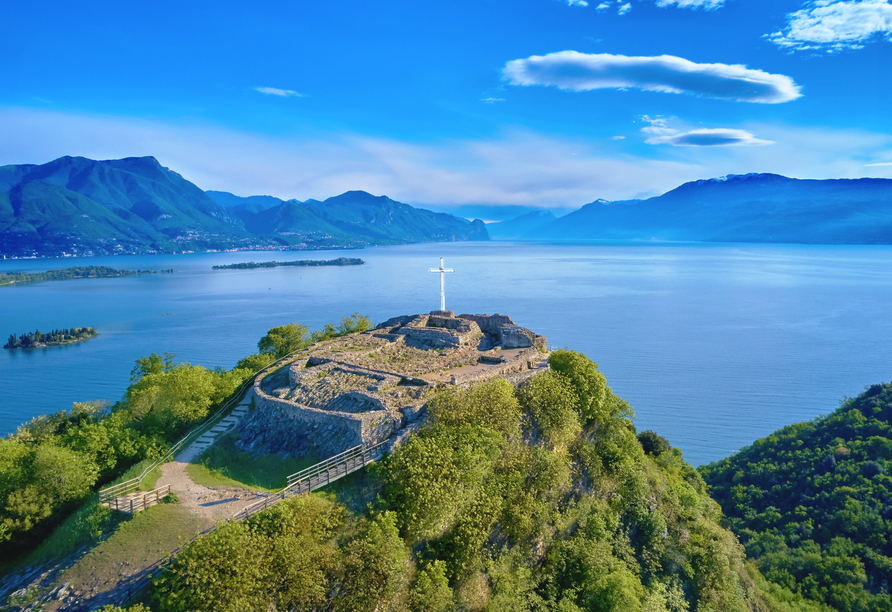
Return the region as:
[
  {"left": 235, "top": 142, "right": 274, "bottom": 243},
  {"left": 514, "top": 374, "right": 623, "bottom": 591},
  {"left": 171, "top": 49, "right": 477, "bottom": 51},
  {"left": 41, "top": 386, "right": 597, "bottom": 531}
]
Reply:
[
  {"left": 4, "top": 327, "right": 98, "bottom": 349},
  {"left": 701, "top": 382, "right": 892, "bottom": 612},
  {"left": 0, "top": 266, "right": 173, "bottom": 286},
  {"left": 211, "top": 257, "right": 365, "bottom": 270},
  {"left": 0, "top": 314, "right": 372, "bottom": 564},
  {"left": 120, "top": 351, "right": 764, "bottom": 612}
]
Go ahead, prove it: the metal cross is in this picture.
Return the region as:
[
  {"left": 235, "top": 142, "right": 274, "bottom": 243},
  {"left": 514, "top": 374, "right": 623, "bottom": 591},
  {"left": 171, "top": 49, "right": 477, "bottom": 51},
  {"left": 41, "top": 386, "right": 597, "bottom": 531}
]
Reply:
[{"left": 429, "top": 257, "right": 455, "bottom": 311}]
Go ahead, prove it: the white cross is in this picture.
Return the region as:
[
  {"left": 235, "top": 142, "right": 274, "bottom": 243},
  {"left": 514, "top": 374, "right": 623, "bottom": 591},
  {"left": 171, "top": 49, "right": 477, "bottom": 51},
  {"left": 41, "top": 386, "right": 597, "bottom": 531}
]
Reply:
[{"left": 429, "top": 257, "right": 455, "bottom": 311}]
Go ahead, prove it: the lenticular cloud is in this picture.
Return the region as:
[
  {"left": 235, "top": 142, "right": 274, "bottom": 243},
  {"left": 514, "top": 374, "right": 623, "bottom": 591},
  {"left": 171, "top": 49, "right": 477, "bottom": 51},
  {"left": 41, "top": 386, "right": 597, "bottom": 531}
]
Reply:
[{"left": 502, "top": 51, "right": 802, "bottom": 104}]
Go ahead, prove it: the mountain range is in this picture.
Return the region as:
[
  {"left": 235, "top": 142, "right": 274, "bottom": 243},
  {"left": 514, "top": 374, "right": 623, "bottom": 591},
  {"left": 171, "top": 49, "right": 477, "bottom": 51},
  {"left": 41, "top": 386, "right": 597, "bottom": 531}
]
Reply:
[
  {"left": 0, "top": 157, "right": 487, "bottom": 256},
  {"left": 3, "top": 156, "right": 892, "bottom": 257},
  {"left": 521, "top": 173, "right": 892, "bottom": 244}
]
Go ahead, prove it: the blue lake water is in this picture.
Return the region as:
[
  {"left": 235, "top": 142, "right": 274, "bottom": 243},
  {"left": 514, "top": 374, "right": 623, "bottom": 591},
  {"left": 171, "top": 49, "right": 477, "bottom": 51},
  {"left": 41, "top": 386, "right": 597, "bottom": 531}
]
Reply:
[{"left": 1, "top": 241, "right": 891, "bottom": 466}]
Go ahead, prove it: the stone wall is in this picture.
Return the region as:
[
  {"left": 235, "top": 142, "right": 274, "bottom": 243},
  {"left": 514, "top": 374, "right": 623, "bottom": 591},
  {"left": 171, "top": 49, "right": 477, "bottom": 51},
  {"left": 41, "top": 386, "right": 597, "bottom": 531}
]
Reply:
[{"left": 244, "top": 383, "right": 403, "bottom": 456}]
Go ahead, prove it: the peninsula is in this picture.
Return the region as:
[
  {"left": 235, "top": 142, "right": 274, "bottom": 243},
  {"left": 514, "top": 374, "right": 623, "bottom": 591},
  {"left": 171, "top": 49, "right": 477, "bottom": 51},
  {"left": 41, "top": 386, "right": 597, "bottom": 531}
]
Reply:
[
  {"left": 211, "top": 257, "right": 365, "bottom": 270},
  {"left": 4, "top": 327, "right": 98, "bottom": 349},
  {"left": 0, "top": 266, "right": 173, "bottom": 286}
]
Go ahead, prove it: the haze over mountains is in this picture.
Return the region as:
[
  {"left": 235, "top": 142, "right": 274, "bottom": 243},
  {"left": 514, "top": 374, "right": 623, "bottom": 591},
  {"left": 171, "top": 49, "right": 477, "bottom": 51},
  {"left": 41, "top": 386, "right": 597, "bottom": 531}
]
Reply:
[
  {"left": 2, "top": 156, "right": 891, "bottom": 257},
  {"left": 0, "top": 156, "right": 486, "bottom": 257},
  {"left": 528, "top": 173, "right": 892, "bottom": 244}
]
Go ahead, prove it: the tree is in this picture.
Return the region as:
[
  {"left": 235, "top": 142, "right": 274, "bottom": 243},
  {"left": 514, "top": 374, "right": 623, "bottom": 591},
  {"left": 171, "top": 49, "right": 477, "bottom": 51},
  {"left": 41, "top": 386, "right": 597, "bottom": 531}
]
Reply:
[
  {"left": 549, "top": 350, "right": 633, "bottom": 425},
  {"left": 257, "top": 323, "right": 309, "bottom": 358},
  {"left": 428, "top": 379, "right": 521, "bottom": 438},
  {"left": 336, "top": 512, "right": 410, "bottom": 612},
  {"left": 518, "top": 372, "right": 582, "bottom": 451}
]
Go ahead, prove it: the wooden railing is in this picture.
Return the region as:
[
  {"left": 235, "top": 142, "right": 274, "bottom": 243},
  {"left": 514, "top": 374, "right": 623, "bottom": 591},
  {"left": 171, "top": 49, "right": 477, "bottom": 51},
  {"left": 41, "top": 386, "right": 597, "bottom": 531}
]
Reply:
[
  {"left": 98, "top": 352, "right": 301, "bottom": 505},
  {"left": 105, "top": 484, "right": 172, "bottom": 513},
  {"left": 233, "top": 440, "right": 388, "bottom": 522},
  {"left": 109, "top": 440, "right": 389, "bottom": 608}
]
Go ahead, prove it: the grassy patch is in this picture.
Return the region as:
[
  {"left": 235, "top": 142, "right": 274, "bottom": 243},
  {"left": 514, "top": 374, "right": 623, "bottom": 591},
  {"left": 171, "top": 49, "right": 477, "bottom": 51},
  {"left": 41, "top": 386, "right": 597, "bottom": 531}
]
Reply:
[
  {"left": 57, "top": 504, "right": 211, "bottom": 601},
  {"left": 185, "top": 434, "right": 318, "bottom": 492},
  {"left": 18, "top": 498, "right": 120, "bottom": 567}
]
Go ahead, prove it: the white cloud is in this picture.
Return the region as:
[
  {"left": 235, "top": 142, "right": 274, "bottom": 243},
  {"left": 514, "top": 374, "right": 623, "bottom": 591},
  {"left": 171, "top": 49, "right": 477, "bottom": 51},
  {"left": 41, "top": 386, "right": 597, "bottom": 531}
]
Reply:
[
  {"left": 641, "top": 115, "right": 773, "bottom": 146},
  {"left": 865, "top": 161, "right": 892, "bottom": 166},
  {"left": 482, "top": 97, "right": 506, "bottom": 103},
  {"left": 769, "top": 0, "right": 892, "bottom": 51},
  {"left": 567, "top": 0, "right": 589, "bottom": 5},
  {"left": 618, "top": 2, "right": 633, "bottom": 14},
  {"left": 656, "top": 0, "right": 724, "bottom": 8},
  {"left": 648, "top": 128, "right": 774, "bottom": 146},
  {"left": 0, "top": 108, "right": 889, "bottom": 208},
  {"left": 254, "top": 86, "right": 305, "bottom": 97},
  {"left": 612, "top": 135, "right": 626, "bottom": 140},
  {"left": 503, "top": 51, "right": 802, "bottom": 103},
  {"left": 596, "top": 2, "right": 611, "bottom": 8}
]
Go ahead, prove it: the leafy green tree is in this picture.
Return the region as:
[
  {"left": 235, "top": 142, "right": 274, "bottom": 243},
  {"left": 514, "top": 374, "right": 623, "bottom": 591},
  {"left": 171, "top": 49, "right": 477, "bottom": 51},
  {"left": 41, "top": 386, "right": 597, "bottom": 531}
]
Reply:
[
  {"left": 411, "top": 560, "right": 454, "bottom": 612},
  {"left": 336, "top": 511, "right": 410, "bottom": 612},
  {"left": 257, "top": 323, "right": 310, "bottom": 358},
  {"left": 549, "top": 350, "right": 634, "bottom": 425},
  {"left": 517, "top": 372, "right": 581, "bottom": 450},
  {"left": 154, "top": 521, "right": 268, "bottom": 612},
  {"left": 428, "top": 379, "right": 521, "bottom": 438},
  {"left": 235, "top": 352, "right": 275, "bottom": 372}
]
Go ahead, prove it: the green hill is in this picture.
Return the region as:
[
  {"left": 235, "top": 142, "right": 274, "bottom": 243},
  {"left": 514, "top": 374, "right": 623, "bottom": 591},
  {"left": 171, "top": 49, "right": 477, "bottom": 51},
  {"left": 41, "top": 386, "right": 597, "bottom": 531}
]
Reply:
[
  {"left": 135, "top": 351, "right": 764, "bottom": 612},
  {"left": 700, "top": 383, "right": 892, "bottom": 612}
]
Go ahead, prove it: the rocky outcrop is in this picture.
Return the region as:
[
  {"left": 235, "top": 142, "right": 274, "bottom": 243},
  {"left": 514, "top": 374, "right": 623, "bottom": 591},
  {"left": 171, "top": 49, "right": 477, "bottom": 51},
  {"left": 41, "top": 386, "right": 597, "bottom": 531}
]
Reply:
[{"left": 239, "top": 311, "right": 548, "bottom": 458}]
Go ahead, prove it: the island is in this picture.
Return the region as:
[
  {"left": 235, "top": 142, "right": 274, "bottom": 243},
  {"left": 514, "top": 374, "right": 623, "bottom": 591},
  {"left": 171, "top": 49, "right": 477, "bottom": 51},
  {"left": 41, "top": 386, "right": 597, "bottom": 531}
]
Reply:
[
  {"left": 211, "top": 257, "right": 365, "bottom": 270},
  {"left": 4, "top": 327, "right": 98, "bottom": 349},
  {"left": 0, "top": 266, "right": 174, "bottom": 286}
]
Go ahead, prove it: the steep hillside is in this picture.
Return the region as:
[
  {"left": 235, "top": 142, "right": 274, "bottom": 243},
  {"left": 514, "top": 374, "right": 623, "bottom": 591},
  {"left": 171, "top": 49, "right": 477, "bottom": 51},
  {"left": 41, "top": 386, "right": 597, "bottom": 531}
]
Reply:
[
  {"left": 536, "top": 174, "right": 892, "bottom": 244},
  {"left": 0, "top": 156, "right": 251, "bottom": 255},
  {"left": 701, "top": 383, "right": 892, "bottom": 611},
  {"left": 123, "top": 351, "right": 764, "bottom": 612}
]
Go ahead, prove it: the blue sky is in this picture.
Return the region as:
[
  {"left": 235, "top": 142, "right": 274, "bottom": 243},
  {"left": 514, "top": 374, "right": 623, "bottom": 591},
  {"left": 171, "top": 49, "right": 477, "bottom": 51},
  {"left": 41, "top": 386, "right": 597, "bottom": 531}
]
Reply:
[{"left": 1, "top": 0, "right": 890, "bottom": 218}]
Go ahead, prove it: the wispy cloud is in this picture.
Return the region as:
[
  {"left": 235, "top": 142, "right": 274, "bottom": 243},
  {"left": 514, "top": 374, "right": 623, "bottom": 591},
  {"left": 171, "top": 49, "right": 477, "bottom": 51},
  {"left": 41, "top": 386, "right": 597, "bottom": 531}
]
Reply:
[
  {"left": 618, "top": 2, "right": 633, "bottom": 14},
  {"left": 503, "top": 51, "right": 802, "bottom": 103},
  {"left": 656, "top": 0, "right": 724, "bottom": 8},
  {"left": 865, "top": 161, "right": 892, "bottom": 166},
  {"left": 611, "top": 135, "right": 626, "bottom": 140},
  {"left": 254, "top": 86, "right": 305, "bottom": 97},
  {"left": 482, "top": 97, "right": 506, "bottom": 103},
  {"left": 596, "top": 1, "right": 611, "bottom": 9},
  {"left": 641, "top": 116, "right": 773, "bottom": 146},
  {"left": 567, "top": 0, "right": 589, "bottom": 6},
  {"left": 769, "top": 0, "right": 892, "bottom": 51}
]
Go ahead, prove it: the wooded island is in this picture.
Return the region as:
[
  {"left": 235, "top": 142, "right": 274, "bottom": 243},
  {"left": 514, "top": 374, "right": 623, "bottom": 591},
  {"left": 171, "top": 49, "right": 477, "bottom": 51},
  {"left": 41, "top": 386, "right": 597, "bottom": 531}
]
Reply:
[
  {"left": 0, "top": 266, "right": 173, "bottom": 286},
  {"left": 4, "top": 327, "right": 98, "bottom": 349},
  {"left": 212, "top": 257, "right": 365, "bottom": 270}
]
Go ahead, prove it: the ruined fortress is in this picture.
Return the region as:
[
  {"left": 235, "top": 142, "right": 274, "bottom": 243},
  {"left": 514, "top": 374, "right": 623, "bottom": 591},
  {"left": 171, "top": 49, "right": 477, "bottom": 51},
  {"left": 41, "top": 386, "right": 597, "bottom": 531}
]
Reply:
[{"left": 237, "top": 311, "right": 548, "bottom": 457}]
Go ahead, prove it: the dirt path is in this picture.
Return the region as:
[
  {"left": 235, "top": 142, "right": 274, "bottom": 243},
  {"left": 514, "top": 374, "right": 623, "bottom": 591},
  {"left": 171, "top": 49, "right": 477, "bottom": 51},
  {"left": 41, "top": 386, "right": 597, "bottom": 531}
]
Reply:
[{"left": 155, "top": 442, "right": 265, "bottom": 522}]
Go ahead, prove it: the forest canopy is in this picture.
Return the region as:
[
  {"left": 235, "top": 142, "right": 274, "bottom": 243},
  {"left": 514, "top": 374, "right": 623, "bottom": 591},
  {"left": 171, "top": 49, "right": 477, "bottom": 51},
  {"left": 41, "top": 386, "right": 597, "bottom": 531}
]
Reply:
[{"left": 701, "top": 382, "right": 892, "bottom": 612}]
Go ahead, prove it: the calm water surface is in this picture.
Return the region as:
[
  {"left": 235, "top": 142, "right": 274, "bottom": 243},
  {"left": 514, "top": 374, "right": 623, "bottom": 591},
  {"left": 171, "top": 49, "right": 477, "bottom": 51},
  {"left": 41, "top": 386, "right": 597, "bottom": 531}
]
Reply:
[{"left": 1, "top": 241, "right": 890, "bottom": 466}]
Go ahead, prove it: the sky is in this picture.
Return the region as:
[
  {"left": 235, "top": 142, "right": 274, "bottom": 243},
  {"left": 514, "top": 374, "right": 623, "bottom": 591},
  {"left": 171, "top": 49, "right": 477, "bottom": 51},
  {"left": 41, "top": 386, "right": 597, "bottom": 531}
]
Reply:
[{"left": 1, "top": 0, "right": 890, "bottom": 218}]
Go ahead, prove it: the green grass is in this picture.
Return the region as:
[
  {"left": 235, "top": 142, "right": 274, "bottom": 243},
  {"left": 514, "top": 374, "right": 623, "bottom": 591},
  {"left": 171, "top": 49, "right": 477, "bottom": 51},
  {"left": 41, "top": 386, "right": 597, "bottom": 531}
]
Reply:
[
  {"left": 16, "top": 497, "right": 120, "bottom": 568},
  {"left": 55, "top": 503, "right": 211, "bottom": 606},
  {"left": 185, "top": 434, "right": 319, "bottom": 492}
]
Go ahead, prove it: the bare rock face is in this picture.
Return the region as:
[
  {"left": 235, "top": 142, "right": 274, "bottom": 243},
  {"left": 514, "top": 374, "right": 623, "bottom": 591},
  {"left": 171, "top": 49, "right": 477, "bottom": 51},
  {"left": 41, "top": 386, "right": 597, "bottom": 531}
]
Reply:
[{"left": 240, "top": 311, "right": 548, "bottom": 458}]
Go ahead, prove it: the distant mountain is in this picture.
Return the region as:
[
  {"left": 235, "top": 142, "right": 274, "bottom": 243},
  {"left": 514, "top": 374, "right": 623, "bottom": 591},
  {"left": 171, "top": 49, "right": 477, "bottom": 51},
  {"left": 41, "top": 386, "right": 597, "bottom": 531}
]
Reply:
[
  {"left": 487, "top": 210, "right": 557, "bottom": 240},
  {"left": 535, "top": 173, "right": 892, "bottom": 244},
  {"left": 206, "top": 191, "right": 284, "bottom": 211},
  {"left": 0, "top": 156, "right": 251, "bottom": 255},
  {"left": 0, "top": 157, "right": 488, "bottom": 257},
  {"left": 301, "top": 191, "right": 488, "bottom": 244}
]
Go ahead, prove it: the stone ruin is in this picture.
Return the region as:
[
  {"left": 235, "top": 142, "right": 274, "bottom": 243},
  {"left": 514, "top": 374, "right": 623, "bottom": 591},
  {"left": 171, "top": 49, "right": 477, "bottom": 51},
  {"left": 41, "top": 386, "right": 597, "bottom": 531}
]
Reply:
[{"left": 237, "top": 311, "right": 548, "bottom": 458}]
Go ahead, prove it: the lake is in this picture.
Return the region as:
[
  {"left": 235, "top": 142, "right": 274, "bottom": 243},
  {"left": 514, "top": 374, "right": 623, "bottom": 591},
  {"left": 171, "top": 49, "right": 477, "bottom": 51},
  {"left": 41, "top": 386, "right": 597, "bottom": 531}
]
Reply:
[{"left": 1, "top": 241, "right": 891, "bottom": 466}]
